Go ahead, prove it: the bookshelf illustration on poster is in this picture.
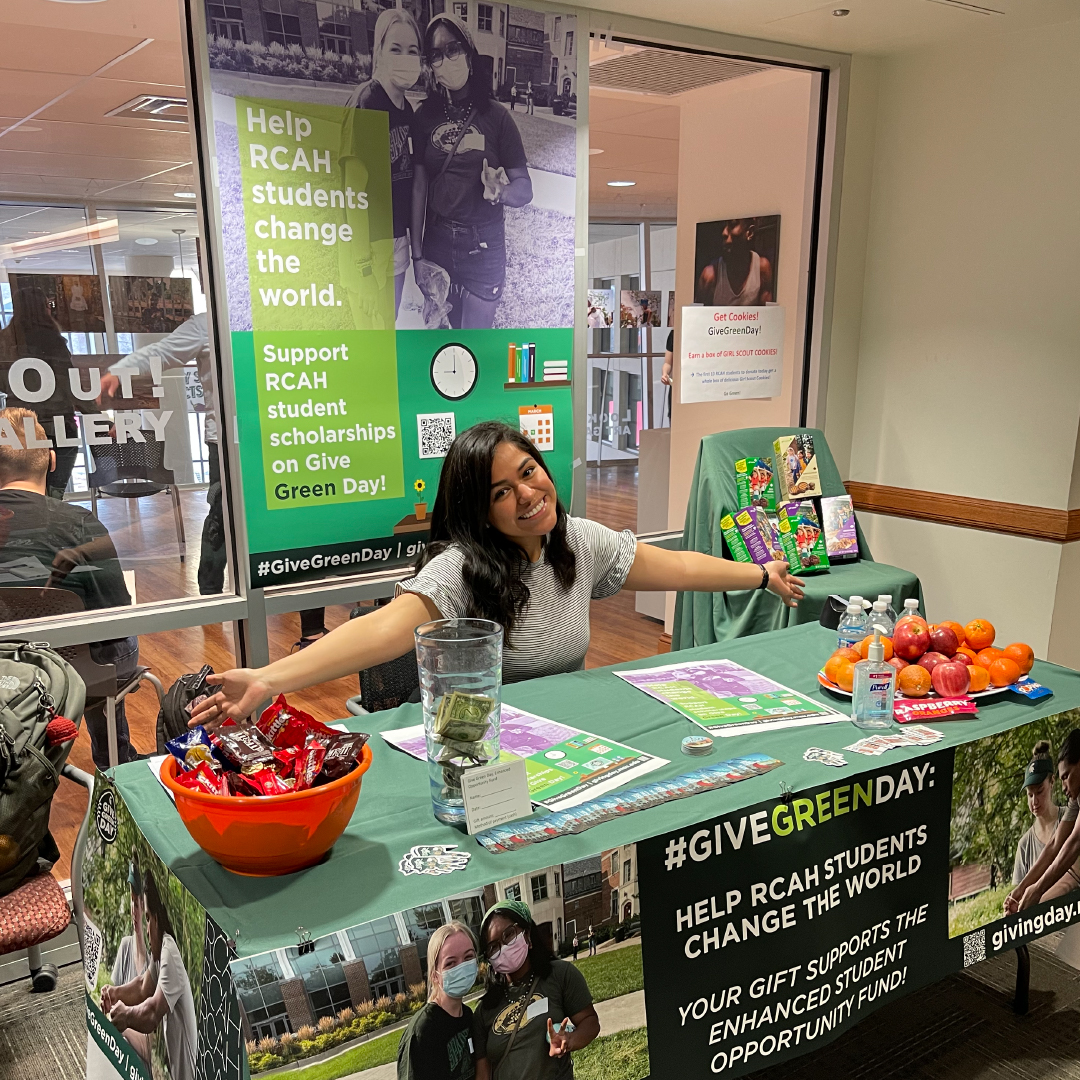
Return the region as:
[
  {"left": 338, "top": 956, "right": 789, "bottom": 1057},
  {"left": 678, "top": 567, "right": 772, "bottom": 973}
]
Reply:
[
  {"left": 380, "top": 704, "right": 668, "bottom": 810},
  {"left": 616, "top": 658, "right": 844, "bottom": 736}
]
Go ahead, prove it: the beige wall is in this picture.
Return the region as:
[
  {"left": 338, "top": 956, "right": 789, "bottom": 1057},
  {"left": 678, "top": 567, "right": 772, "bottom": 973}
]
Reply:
[
  {"left": 844, "top": 20, "right": 1080, "bottom": 662},
  {"left": 666, "top": 67, "right": 818, "bottom": 531}
]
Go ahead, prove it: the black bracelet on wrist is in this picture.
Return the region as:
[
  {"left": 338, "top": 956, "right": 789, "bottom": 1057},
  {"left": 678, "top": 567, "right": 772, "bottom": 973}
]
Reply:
[{"left": 757, "top": 565, "right": 770, "bottom": 591}]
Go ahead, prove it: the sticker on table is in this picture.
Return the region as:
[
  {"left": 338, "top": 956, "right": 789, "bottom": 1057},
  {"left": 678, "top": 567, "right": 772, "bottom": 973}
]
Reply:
[{"left": 398, "top": 845, "right": 471, "bottom": 876}]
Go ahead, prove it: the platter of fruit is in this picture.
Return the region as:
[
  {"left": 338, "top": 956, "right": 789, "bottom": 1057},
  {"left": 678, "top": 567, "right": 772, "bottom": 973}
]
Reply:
[{"left": 818, "top": 616, "right": 1034, "bottom": 700}]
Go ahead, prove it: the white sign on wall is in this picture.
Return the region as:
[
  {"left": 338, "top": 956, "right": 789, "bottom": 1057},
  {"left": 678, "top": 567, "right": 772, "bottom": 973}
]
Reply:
[{"left": 680, "top": 305, "right": 785, "bottom": 402}]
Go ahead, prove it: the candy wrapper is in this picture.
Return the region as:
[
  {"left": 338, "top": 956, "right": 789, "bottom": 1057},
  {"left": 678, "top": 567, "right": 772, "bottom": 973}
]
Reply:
[
  {"left": 293, "top": 738, "right": 328, "bottom": 792},
  {"left": 211, "top": 725, "right": 276, "bottom": 773},
  {"left": 226, "top": 771, "right": 262, "bottom": 797},
  {"left": 166, "top": 726, "right": 219, "bottom": 772},
  {"left": 173, "top": 762, "right": 228, "bottom": 795},
  {"left": 245, "top": 768, "right": 295, "bottom": 796},
  {"left": 257, "top": 695, "right": 336, "bottom": 748},
  {"left": 893, "top": 698, "right": 978, "bottom": 724},
  {"left": 320, "top": 732, "right": 370, "bottom": 783}
]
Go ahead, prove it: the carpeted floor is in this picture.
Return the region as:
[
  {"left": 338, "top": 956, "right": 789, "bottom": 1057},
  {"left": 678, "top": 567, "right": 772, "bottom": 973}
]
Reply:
[{"left": 0, "top": 961, "right": 87, "bottom": 1080}]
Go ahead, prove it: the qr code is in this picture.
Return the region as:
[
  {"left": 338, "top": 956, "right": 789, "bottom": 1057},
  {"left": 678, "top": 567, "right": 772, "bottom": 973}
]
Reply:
[
  {"left": 418, "top": 412, "right": 456, "bottom": 459},
  {"left": 83, "top": 915, "right": 104, "bottom": 993},
  {"left": 963, "top": 929, "right": 986, "bottom": 967}
]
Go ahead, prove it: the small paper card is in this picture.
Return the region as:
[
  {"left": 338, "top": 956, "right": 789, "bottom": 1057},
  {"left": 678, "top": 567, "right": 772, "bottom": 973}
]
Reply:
[{"left": 462, "top": 758, "right": 533, "bottom": 834}]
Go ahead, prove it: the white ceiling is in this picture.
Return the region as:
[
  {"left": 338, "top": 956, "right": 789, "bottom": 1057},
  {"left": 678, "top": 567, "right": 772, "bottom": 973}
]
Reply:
[{"left": 0, "top": 0, "right": 192, "bottom": 205}]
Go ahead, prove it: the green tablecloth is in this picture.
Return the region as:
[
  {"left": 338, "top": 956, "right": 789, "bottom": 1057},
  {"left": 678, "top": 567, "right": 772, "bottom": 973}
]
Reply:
[
  {"left": 672, "top": 426, "right": 923, "bottom": 648},
  {"left": 110, "top": 623, "right": 1080, "bottom": 959}
]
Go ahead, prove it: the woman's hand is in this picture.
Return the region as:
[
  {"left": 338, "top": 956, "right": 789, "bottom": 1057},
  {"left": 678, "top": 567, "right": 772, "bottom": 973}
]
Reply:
[
  {"left": 481, "top": 158, "right": 510, "bottom": 203},
  {"left": 548, "top": 1018, "right": 573, "bottom": 1058},
  {"left": 1004, "top": 889, "right": 1021, "bottom": 914},
  {"left": 189, "top": 669, "right": 271, "bottom": 731},
  {"left": 660, "top": 362, "right": 673, "bottom": 386},
  {"left": 1019, "top": 883, "right": 1044, "bottom": 912},
  {"left": 765, "top": 561, "right": 804, "bottom": 608}
]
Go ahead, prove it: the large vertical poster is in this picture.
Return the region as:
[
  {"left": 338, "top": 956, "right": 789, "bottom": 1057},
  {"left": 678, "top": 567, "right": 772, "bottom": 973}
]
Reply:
[{"left": 195, "top": 2, "right": 581, "bottom": 586}]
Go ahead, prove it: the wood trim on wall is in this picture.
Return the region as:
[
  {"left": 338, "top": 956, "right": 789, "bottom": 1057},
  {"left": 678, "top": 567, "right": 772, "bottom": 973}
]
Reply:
[{"left": 845, "top": 482, "right": 1080, "bottom": 544}]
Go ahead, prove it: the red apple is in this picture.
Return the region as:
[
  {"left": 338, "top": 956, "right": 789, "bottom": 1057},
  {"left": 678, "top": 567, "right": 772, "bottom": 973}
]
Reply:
[
  {"left": 929, "top": 626, "right": 959, "bottom": 657},
  {"left": 918, "top": 651, "right": 950, "bottom": 675},
  {"left": 932, "top": 661, "right": 971, "bottom": 698},
  {"left": 950, "top": 651, "right": 974, "bottom": 667},
  {"left": 893, "top": 621, "right": 931, "bottom": 660},
  {"left": 887, "top": 656, "right": 909, "bottom": 674}
]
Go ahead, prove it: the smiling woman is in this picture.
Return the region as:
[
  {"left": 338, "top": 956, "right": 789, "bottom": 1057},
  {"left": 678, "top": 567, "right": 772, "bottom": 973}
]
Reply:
[{"left": 191, "top": 421, "right": 806, "bottom": 727}]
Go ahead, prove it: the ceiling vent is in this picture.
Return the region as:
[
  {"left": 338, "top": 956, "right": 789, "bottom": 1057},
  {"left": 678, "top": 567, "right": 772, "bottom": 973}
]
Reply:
[
  {"left": 589, "top": 47, "right": 766, "bottom": 97},
  {"left": 106, "top": 95, "right": 189, "bottom": 123}
]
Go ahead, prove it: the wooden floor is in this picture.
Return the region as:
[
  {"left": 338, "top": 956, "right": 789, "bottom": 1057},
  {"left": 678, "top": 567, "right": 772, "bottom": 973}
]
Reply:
[{"left": 49, "top": 461, "right": 662, "bottom": 880}]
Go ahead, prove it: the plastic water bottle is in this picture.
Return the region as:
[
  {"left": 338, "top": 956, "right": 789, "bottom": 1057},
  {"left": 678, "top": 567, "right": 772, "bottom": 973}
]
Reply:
[
  {"left": 837, "top": 603, "right": 868, "bottom": 651},
  {"left": 852, "top": 625, "right": 896, "bottom": 729},
  {"left": 897, "top": 598, "right": 921, "bottom": 626},
  {"left": 871, "top": 600, "right": 894, "bottom": 637},
  {"left": 877, "top": 594, "right": 898, "bottom": 625}
]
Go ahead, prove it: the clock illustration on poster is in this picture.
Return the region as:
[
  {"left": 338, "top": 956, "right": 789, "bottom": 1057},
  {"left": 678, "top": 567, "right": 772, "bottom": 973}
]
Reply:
[{"left": 430, "top": 343, "right": 478, "bottom": 401}]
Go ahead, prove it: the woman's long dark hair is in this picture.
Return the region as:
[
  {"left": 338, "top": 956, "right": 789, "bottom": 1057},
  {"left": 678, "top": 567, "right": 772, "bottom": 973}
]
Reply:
[
  {"left": 416, "top": 421, "right": 574, "bottom": 640},
  {"left": 480, "top": 907, "right": 555, "bottom": 1008},
  {"left": 424, "top": 13, "right": 493, "bottom": 113}
]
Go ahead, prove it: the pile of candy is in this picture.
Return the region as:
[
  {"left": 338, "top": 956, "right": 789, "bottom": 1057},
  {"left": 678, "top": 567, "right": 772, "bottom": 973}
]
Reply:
[{"left": 166, "top": 694, "right": 369, "bottom": 797}]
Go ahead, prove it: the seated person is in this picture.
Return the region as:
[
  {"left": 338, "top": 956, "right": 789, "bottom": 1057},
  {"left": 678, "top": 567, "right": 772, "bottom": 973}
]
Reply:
[{"left": 0, "top": 407, "right": 143, "bottom": 767}]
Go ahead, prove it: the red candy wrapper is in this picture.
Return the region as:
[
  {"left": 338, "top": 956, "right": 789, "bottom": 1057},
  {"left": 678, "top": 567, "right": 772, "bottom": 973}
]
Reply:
[
  {"left": 293, "top": 738, "right": 328, "bottom": 792},
  {"left": 226, "top": 771, "right": 261, "bottom": 797},
  {"left": 894, "top": 697, "right": 978, "bottom": 724},
  {"left": 257, "top": 695, "right": 335, "bottom": 748},
  {"left": 174, "top": 762, "right": 228, "bottom": 796},
  {"left": 246, "top": 768, "right": 295, "bottom": 796},
  {"left": 273, "top": 746, "right": 301, "bottom": 778}
]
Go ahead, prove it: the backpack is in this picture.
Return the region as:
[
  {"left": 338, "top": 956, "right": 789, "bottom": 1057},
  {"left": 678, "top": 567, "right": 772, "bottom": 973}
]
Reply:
[
  {"left": 156, "top": 665, "right": 215, "bottom": 752},
  {"left": 0, "top": 642, "right": 86, "bottom": 896}
]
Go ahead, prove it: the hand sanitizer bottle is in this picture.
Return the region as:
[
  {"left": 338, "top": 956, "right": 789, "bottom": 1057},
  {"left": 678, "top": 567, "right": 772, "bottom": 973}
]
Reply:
[{"left": 852, "top": 625, "right": 895, "bottom": 729}]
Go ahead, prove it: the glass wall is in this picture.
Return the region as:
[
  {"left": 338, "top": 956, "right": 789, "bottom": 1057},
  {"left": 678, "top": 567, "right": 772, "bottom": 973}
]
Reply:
[
  {"left": 0, "top": 202, "right": 228, "bottom": 627},
  {"left": 586, "top": 221, "right": 674, "bottom": 464}
]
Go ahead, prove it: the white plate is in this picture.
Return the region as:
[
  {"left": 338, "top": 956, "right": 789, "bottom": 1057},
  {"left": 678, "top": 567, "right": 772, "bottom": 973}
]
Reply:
[{"left": 816, "top": 670, "right": 1009, "bottom": 701}]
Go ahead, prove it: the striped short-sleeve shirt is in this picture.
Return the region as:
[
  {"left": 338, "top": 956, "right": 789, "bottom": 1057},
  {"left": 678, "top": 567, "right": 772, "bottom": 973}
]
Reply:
[{"left": 397, "top": 516, "right": 637, "bottom": 682}]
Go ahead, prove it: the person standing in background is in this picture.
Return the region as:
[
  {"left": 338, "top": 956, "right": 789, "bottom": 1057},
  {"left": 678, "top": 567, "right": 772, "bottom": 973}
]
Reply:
[
  {"left": 346, "top": 8, "right": 424, "bottom": 317},
  {"left": 98, "top": 312, "right": 225, "bottom": 595},
  {"left": 526, "top": 80, "right": 534, "bottom": 115},
  {"left": 0, "top": 285, "right": 79, "bottom": 499},
  {"left": 509, "top": 83, "right": 517, "bottom": 110}
]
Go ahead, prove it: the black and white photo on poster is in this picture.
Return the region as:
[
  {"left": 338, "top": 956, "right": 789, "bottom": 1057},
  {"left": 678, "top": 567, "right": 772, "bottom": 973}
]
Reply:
[{"left": 203, "top": 0, "right": 577, "bottom": 333}]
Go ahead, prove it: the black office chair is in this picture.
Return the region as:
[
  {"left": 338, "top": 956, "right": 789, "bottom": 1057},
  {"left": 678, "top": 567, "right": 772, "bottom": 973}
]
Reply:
[
  {"left": 0, "top": 587, "right": 164, "bottom": 766},
  {"left": 344, "top": 602, "right": 419, "bottom": 715},
  {"left": 87, "top": 439, "right": 186, "bottom": 561}
]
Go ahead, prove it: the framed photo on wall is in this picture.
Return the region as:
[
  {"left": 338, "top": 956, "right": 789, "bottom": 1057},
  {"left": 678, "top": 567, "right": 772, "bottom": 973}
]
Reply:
[{"left": 693, "top": 215, "right": 779, "bottom": 306}]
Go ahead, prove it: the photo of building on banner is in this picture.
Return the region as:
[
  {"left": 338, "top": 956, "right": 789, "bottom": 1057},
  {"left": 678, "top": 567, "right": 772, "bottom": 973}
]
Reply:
[{"left": 194, "top": 0, "right": 579, "bottom": 587}]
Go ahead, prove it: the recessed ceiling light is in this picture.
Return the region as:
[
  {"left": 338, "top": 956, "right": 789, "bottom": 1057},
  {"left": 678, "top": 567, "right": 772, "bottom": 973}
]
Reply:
[
  {"left": 832, "top": 8, "right": 850, "bottom": 15},
  {"left": 135, "top": 237, "right": 159, "bottom": 246},
  {"left": 607, "top": 180, "right": 636, "bottom": 187},
  {"left": 589, "top": 148, "right": 604, "bottom": 155},
  {"left": 173, "top": 191, "right": 197, "bottom": 200}
]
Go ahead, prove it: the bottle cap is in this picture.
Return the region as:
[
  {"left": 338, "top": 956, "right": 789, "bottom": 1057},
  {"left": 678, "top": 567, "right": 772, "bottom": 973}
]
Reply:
[
  {"left": 849, "top": 596, "right": 864, "bottom": 604},
  {"left": 904, "top": 598, "right": 919, "bottom": 609},
  {"left": 872, "top": 601, "right": 887, "bottom": 612},
  {"left": 878, "top": 595, "right": 892, "bottom": 604},
  {"left": 846, "top": 604, "right": 862, "bottom": 615}
]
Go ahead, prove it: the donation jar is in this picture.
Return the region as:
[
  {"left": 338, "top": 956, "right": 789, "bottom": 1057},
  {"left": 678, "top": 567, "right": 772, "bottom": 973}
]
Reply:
[{"left": 414, "top": 618, "right": 504, "bottom": 823}]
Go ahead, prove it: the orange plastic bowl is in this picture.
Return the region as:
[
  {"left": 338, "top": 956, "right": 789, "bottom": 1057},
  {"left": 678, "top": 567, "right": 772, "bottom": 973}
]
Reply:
[{"left": 160, "top": 743, "right": 372, "bottom": 876}]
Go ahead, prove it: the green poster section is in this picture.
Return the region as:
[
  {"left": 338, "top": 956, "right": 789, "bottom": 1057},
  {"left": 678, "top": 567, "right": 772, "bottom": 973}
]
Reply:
[{"left": 237, "top": 327, "right": 574, "bottom": 586}]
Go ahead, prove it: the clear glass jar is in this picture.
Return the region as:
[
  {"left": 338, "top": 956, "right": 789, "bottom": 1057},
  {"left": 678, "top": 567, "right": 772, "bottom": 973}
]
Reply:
[{"left": 414, "top": 618, "right": 504, "bottom": 824}]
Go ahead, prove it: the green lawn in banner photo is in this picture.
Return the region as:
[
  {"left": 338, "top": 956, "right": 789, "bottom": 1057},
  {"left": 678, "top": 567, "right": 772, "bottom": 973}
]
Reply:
[
  {"left": 574, "top": 1027, "right": 651, "bottom": 1080},
  {"left": 948, "top": 884, "right": 1013, "bottom": 938},
  {"left": 572, "top": 942, "right": 644, "bottom": 1003},
  {"left": 290, "top": 1026, "right": 402, "bottom": 1080},
  {"left": 234, "top": 327, "right": 574, "bottom": 564}
]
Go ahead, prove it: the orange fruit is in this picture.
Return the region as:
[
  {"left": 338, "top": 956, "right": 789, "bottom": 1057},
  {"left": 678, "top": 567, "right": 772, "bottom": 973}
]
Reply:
[
  {"left": 834, "top": 660, "right": 856, "bottom": 693},
  {"left": 988, "top": 657, "right": 1021, "bottom": 687},
  {"left": 955, "top": 646, "right": 979, "bottom": 662},
  {"left": 858, "top": 635, "right": 893, "bottom": 661},
  {"left": 976, "top": 647, "right": 1004, "bottom": 670},
  {"left": 964, "top": 620, "right": 996, "bottom": 650},
  {"left": 834, "top": 646, "right": 862, "bottom": 664},
  {"left": 937, "top": 621, "right": 967, "bottom": 647},
  {"left": 897, "top": 665, "right": 932, "bottom": 698},
  {"left": 967, "top": 665, "right": 990, "bottom": 692},
  {"left": 824, "top": 653, "right": 849, "bottom": 685},
  {"left": 1002, "top": 643, "right": 1034, "bottom": 675}
]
